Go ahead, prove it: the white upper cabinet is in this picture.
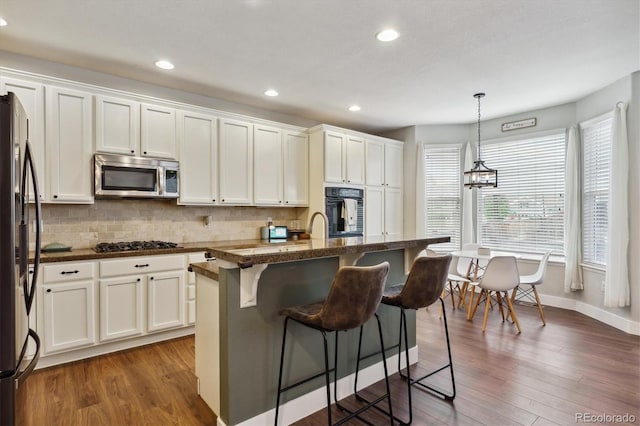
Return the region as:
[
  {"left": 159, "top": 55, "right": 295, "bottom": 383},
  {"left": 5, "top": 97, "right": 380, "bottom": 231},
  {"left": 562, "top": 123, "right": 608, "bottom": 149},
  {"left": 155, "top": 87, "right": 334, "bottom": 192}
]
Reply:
[
  {"left": 218, "top": 118, "right": 253, "bottom": 205},
  {"left": 95, "top": 95, "right": 140, "bottom": 155},
  {"left": 384, "top": 142, "right": 403, "bottom": 188},
  {"left": 254, "top": 124, "right": 283, "bottom": 205},
  {"left": 365, "top": 138, "right": 403, "bottom": 188},
  {"left": 283, "top": 130, "right": 308, "bottom": 206},
  {"left": 324, "top": 130, "right": 345, "bottom": 184},
  {"left": 0, "top": 77, "right": 46, "bottom": 201},
  {"left": 95, "top": 98, "right": 176, "bottom": 159},
  {"left": 365, "top": 139, "right": 385, "bottom": 187},
  {"left": 140, "top": 103, "right": 176, "bottom": 159},
  {"left": 45, "top": 85, "right": 94, "bottom": 203},
  {"left": 253, "top": 126, "right": 308, "bottom": 207},
  {"left": 345, "top": 135, "right": 365, "bottom": 185},
  {"left": 322, "top": 130, "right": 364, "bottom": 185},
  {"left": 177, "top": 110, "right": 218, "bottom": 205}
]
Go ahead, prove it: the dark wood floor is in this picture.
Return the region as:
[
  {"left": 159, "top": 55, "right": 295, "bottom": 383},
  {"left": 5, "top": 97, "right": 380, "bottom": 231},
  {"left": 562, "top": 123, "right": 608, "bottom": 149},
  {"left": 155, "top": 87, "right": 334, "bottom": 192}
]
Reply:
[{"left": 19, "top": 302, "right": 640, "bottom": 425}]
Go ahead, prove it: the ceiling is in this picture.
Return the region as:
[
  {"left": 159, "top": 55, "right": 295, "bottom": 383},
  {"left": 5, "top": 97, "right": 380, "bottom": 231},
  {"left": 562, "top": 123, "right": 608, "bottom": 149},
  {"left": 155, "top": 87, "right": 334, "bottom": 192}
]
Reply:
[{"left": 0, "top": 0, "right": 638, "bottom": 133}]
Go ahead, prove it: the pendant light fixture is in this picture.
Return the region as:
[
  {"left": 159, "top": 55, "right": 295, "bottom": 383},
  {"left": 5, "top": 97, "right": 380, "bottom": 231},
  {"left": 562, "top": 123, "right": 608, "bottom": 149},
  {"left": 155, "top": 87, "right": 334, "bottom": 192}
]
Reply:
[{"left": 464, "top": 92, "right": 498, "bottom": 188}]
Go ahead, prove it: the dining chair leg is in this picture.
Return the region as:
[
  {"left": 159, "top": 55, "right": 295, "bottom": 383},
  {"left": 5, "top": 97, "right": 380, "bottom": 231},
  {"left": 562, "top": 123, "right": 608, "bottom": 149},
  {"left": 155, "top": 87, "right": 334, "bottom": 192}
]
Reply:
[
  {"left": 481, "top": 291, "right": 491, "bottom": 332},
  {"left": 511, "top": 286, "right": 519, "bottom": 303},
  {"left": 505, "top": 296, "right": 522, "bottom": 334},
  {"left": 495, "top": 292, "right": 506, "bottom": 321},
  {"left": 467, "top": 285, "right": 477, "bottom": 320},
  {"left": 458, "top": 282, "right": 468, "bottom": 310},
  {"left": 532, "top": 286, "right": 546, "bottom": 326},
  {"left": 469, "top": 287, "right": 483, "bottom": 320}
]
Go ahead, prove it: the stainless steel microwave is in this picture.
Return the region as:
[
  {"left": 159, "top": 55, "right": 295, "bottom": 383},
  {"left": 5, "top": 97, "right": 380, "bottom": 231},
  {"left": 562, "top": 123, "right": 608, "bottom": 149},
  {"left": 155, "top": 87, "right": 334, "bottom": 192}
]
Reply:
[{"left": 94, "top": 154, "right": 179, "bottom": 199}]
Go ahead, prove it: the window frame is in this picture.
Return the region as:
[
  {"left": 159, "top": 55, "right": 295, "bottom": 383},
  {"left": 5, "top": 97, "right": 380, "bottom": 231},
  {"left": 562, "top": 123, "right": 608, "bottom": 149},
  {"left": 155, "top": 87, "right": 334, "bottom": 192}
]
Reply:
[
  {"left": 579, "top": 112, "right": 613, "bottom": 268},
  {"left": 422, "top": 143, "right": 464, "bottom": 251},
  {"left": 475, "top": 128, "right": 567, "bottom": 256}
]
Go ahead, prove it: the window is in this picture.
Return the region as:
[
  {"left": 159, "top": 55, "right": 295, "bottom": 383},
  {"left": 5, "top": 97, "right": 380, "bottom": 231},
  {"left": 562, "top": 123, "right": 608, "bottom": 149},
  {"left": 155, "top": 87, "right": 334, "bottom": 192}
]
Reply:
[
  {"left": 423, "top": 145, "right": 462, "bottom": 251},
  {"left": 477, "top": 131, "right": 566, "bottom": 254},
  {"left": 580, "top": 114, "right": 613, "bottom": 266}
]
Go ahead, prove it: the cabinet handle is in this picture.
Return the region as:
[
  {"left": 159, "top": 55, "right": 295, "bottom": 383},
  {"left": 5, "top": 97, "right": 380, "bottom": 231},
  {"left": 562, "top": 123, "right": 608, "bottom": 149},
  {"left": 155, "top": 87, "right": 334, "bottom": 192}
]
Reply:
[
  {"left": 46, "top": 289, "right": 51, "bottom": 293},
  {"left": 135, "top": 264, "right": 150, "bottom": 268},
  {"left": 60, "top": 270, "right": 79, "bottom": 275}
]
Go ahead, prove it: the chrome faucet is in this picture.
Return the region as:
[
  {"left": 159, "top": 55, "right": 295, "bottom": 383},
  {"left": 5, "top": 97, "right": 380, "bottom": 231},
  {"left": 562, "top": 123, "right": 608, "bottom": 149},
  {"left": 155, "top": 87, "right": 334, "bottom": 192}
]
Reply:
[{"left": 306, "top": 211, "right": 329, "bottom": 240}]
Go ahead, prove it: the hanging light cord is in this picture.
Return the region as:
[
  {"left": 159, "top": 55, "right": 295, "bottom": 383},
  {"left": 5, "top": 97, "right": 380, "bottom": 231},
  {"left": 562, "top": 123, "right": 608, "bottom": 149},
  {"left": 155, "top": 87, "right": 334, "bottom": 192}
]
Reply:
[{"left": 476, "top": 93, "right": 483, "bottom": 162}]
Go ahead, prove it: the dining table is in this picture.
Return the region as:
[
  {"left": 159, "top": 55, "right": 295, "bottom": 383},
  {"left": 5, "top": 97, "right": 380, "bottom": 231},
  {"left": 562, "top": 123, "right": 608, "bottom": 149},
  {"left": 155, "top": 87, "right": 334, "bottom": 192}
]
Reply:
[{"left": 450, "top": 249, "right": 521, "bottom": 320}]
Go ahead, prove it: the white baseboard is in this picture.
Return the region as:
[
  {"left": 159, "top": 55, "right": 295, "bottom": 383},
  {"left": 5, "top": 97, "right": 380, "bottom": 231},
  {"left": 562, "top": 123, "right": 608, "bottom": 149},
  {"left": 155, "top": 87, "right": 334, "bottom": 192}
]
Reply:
[
  {"left": 538, "top": 294, "right": 640, "bottom": 335},
  {"left": 223, "top": 346, "right": 418, "bottom": 426}
]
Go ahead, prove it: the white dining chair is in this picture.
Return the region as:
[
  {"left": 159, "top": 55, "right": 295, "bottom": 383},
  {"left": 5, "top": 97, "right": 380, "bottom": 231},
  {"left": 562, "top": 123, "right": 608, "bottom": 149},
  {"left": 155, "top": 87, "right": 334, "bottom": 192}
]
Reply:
[
  {"left": 446, "top": 243, "right": 483, "bottom": 310},
  {"left": 469, "top": 256, "right": 522, "bottom": 333},
  {"left": 511, "top": 250, "right": 551, "bottom": 325}
]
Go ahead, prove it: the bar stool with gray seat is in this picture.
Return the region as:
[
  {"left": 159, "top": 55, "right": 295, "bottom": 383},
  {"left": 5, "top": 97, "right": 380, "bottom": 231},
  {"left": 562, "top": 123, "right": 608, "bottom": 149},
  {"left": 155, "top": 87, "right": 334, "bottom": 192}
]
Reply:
[
  {"left": 355, "top": 254, "right": 454, "bottom": 425},
  {"left": 274, "top": 261, "right": 393, "bottom": 426}
]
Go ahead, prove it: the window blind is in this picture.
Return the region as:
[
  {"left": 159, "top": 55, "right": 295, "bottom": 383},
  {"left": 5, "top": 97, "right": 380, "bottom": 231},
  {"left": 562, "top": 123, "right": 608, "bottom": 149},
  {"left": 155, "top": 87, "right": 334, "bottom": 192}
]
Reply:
[
  {"left": 581, "top": 116, "right": 612, "bottom": 266},
  {"left": 424, "top": 145, "right": 462, "bottom": 251},
  {"left": 478, "top": 132, "right": 566, "bottom": 254}
]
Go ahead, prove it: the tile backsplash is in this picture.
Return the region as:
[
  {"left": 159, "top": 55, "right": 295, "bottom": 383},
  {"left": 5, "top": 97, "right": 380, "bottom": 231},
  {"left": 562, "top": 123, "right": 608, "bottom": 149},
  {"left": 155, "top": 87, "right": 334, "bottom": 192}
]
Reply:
[{"left": 32, "top": 200, "right": 305, "bottom": 249}]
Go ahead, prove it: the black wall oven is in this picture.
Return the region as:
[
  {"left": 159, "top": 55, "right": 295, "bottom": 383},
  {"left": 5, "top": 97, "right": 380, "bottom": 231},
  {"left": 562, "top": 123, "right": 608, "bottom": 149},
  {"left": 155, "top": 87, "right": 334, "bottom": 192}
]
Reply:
[{"left": 325, "top": 187, "right": 364, "bottom": 238}]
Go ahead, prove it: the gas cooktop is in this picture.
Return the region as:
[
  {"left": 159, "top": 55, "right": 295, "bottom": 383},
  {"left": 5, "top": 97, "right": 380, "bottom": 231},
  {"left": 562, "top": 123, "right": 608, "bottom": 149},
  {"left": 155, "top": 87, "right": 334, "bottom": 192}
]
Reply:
[{"left": 94, "top": 240, "right": 179, "bottom": 253}]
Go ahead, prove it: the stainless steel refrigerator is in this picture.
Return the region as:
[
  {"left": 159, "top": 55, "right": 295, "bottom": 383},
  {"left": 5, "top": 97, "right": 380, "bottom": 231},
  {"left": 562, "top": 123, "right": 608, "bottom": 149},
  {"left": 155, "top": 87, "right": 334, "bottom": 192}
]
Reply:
[{"left": 0, "top": 92, "right": 42, "bottom": 425}]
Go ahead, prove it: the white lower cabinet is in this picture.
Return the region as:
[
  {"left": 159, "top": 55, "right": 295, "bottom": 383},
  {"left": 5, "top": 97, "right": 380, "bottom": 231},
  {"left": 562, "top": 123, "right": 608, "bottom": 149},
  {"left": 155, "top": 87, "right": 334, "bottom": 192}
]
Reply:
[
  {"left": 147, "top": 270, "right": 184, "bottom": 332},
  {"left": 39, "top": 253, "right": 194, "bottom": 361},
  {"left": 99, "top": 254, "right": 185, "bottom": 339},
  {"left": 42, "top": 262, "right": 97, "bottom": 354},
  {"left": 99, "top": 275, "right": 144, "bottom": 341}
]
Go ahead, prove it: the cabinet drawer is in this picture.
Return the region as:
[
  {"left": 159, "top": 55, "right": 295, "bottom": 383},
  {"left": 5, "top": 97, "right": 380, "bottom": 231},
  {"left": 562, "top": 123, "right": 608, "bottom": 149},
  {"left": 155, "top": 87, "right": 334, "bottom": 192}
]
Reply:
[
  {"left": 100, "top": 255, "right": 185, "bottom": 278},
  {"left": 43, "top": 262, "right": 96, "bottom": 283}
]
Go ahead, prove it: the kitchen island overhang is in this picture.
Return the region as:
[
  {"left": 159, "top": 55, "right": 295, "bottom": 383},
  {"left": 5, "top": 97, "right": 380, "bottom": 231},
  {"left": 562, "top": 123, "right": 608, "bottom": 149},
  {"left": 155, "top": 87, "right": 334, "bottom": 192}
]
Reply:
[{"left": 190, "top": 235, "right": 450, "bottom": 426}]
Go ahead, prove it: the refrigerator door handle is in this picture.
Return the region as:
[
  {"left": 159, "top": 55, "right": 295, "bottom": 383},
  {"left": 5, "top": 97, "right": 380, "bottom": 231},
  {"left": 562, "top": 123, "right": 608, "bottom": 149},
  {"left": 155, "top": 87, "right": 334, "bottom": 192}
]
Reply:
[
  {"left": 14, "top": 329, "right": 40, "bottom": 389},
  {"left": 20, "top": 141, "right": 41, "bottom": 314}
]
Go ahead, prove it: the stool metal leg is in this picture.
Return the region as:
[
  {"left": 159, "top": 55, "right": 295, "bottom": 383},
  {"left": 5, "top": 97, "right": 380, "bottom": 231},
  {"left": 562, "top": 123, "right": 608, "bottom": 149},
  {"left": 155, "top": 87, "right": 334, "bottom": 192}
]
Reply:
[
  {"left": 275, "top": 316, "right": 290, "bottom": 426},
  {"left": 400, "top": 298, "right": 456, "bottom": 401}
]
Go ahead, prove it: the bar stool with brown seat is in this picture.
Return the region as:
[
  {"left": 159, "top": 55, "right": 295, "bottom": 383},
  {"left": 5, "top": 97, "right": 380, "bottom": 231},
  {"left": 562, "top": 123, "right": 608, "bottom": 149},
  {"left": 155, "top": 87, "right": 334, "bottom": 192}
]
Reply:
[
  {"left": 274, "top": 261, "right": 393, "bottom": 426},
  {"left": 354, "top": 254, "right": 455, "bottom": 425}
]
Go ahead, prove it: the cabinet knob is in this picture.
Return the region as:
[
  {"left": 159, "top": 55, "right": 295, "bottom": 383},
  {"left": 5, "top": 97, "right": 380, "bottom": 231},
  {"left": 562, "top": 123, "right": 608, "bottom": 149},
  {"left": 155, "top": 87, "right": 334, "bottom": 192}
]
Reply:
[
  {"left": 137, "top": 278, "right": 141, "bottom": 282},
  {"left": 46, "top": 289, "right": 52, "bottom": 293},
  {"left": 143, "top": 151, "right": 147, "bottom": 155},
  {"left": 279, "top": 200, "right": 282, "bottom": 204},
  {"left": 285, "top": 201, "right": 289, "bottom": 204},
  {"left": 53, "top": 195, "right": 58, "bottom": 199},
  {"left": 150, "top": 276, "right": 154, "bottom": 280},
  {"left": 131, "top": 150, "right": 135, "bottom": 154},
  {"left": 213, "top": 199, "right": 216, "bottom": 202},
  {"left": 221, "top": 199, "right": 225, "bottom": 202}
]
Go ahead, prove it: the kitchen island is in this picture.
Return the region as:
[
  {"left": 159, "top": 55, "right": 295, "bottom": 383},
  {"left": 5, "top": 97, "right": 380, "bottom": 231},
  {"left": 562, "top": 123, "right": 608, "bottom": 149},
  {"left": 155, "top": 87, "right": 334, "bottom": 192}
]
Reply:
[{"left": 190, "top": 234, "right": 449, "bottom": 426}]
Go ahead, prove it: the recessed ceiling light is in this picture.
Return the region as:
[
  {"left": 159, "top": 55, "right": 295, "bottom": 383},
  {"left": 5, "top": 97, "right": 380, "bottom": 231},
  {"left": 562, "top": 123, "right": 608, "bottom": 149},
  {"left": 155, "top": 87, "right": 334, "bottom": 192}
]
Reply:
[
  {"left": 348, "top": 105, "right": 361, "bottom": 112},
  {"left": 376, "top": 29, "right": 399, "bottom": 42},
  {"left": 264, "top": 89, "right": 279, "bottom": 97},
  {"left": 155, "top": 60, "right": 174, "bottom": 70},
  {"left": 0, "top": 18, "right": 8, "bottom": 27}
]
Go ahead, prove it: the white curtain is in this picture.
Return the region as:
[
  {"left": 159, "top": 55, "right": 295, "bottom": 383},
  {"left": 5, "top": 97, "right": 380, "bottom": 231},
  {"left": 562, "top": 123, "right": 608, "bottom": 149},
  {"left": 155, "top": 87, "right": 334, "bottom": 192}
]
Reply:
[
  {"left": 415, "top": 143, "right": 426, "bottom": 235},
  {"left": 462, "top": 142, "right": 475, "bottom": 245},
  {"left": 604, "top": 103, "right": 630, "bottom": 307},
  {"left": 564, "top": 126, "right": 583, "bottom": 292}
]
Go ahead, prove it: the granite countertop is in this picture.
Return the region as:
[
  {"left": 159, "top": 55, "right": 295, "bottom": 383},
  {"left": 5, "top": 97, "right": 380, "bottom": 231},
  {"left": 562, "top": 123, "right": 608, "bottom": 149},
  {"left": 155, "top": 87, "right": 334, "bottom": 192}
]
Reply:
[
  {"left": 30, "top": 235, "right": 450, "bottom": 267},
  {"left": 204, "top": 234, "right": 450, "bottom": 268}
]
